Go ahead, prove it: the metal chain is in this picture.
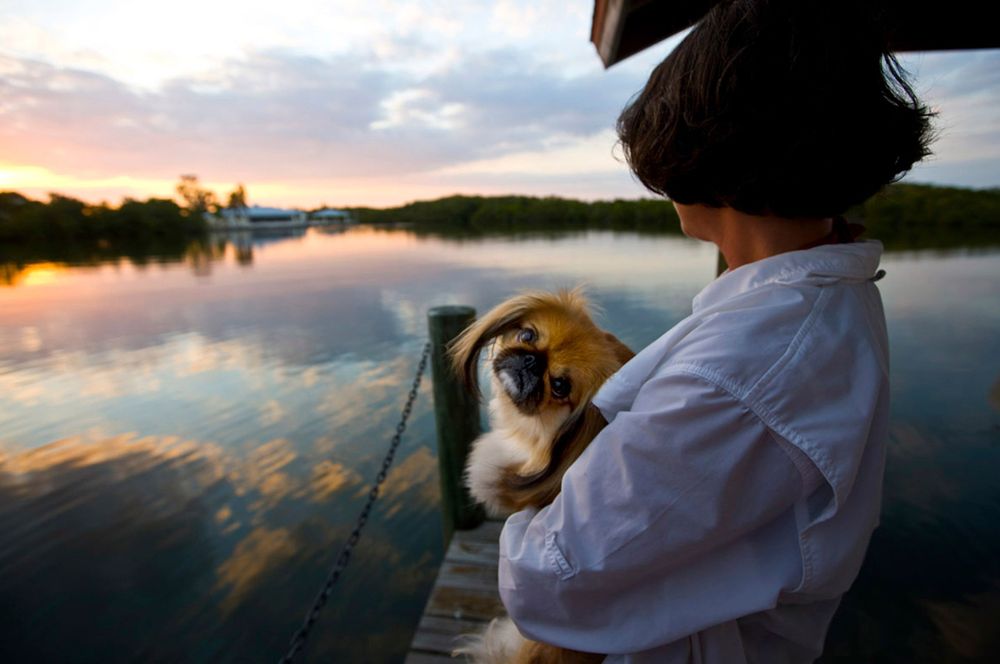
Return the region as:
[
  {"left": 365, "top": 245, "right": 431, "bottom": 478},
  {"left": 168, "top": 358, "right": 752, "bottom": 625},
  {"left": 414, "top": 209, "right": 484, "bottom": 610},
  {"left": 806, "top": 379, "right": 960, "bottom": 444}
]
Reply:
[{"left": 279, "top": 341, "right": 432, "bottom": 664}]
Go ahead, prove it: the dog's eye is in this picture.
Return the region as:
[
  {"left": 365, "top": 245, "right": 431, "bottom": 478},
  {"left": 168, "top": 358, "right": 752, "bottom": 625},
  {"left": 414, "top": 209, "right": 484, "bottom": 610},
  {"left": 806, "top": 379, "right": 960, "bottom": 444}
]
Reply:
[
  {"left": 518, "top": 328, "right": 537, "bottom": 344},
  {"left": 550, "top": 377, "right": 571, "bottom": 399}
]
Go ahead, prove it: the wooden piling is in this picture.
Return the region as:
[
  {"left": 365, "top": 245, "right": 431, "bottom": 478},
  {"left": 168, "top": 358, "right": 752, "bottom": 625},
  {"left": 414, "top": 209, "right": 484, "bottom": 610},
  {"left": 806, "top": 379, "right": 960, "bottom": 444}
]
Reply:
[{"left": 427, "top": 306, "right": 485, "bottom": 543}]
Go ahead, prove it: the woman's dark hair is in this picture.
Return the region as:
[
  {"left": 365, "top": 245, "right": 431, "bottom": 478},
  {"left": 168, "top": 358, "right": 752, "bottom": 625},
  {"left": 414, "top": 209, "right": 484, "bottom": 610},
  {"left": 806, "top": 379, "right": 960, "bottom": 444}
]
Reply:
[{"left": 616, "top": 0, "right": 934, "bottom": 218}]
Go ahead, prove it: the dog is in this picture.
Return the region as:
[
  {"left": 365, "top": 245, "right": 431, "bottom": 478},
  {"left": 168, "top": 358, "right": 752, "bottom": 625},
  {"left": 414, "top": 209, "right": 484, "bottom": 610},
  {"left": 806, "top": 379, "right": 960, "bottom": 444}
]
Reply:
[{"left": 448, "top": 288, "right": 634, "bottom": 664}]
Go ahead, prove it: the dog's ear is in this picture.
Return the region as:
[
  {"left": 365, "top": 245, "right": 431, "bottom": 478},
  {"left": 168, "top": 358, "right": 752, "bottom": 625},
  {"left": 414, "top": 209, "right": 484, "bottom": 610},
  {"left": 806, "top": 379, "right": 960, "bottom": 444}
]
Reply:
[
  {"left": 448, "top": 292, "right": 548, "bottom": 397},
  {"left": 604, "top": 331, "right": 635, "bottom": 365},
  {"left": 500, "top": 402, "right": 608, "bottom": 509}
]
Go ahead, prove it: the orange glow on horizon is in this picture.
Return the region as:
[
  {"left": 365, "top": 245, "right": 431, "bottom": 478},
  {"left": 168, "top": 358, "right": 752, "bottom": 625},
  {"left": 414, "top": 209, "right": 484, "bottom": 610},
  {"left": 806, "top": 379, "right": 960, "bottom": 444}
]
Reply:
[
  {"left": 0, "top": 160, "right": 640, "bottom": 210},
  {"left": 0, "top": 162, "right": 235, "bottom": 206},
  {"left": 0, "top": 161, "right": 464, "bottom": 209},
  {"left": 2, "top": 262, "right": 66, "bottom": 288}
]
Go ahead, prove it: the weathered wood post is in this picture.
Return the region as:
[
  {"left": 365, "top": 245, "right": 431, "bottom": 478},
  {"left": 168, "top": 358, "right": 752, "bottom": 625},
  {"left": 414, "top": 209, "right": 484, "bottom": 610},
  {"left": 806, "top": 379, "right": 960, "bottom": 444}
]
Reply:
[{"left": 427, "top": 306, "right": 486, "bottom": 544}]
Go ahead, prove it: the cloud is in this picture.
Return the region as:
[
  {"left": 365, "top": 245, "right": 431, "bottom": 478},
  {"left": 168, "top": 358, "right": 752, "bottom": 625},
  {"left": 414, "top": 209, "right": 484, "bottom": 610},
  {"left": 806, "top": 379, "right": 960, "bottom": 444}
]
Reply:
[
  {"left": 898, "top": 50, "right": 1000, "bottom": 185},
  {"left": 0, "top": 51, "right": 394, "bottom": 179},
  {"left": 235, "top": 437, "right": 299, "bottom": 510},
  {"left": 2, "top": 19, "right": 997, "bottom": 206},
  {"left": 0, "top": 432, "right": 235, "bottom": 659},
  {"left": 258, "top": 399, "right": 288, "bottom": 426},
  {"left": 904, "top": 50, "right": 1000, "bottom": 101},
  {"left": 0, "top": 41, "right": 644, "bottom": 194},
  {"left": 375, "top": 446, "right": 440, "bottom": 518},
  {"left": 308, "top": 460, "right": 362, "bottom": 502},
  {"left": 215, "top": 526, "right": 297, "bottom": 613},
  {"left": 421, "top": 48, "right": 638, "bottom": 141},
  {"left": 0, "top": 427, "right": 444, "bottom": 659},
  {"left": 0, "top": 267, "right": 410, "bottom": 366}
]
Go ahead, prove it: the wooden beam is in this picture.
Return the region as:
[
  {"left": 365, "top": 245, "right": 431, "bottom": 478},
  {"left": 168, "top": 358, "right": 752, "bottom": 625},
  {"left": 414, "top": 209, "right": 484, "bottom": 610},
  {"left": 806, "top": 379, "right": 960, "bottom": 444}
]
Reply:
[
  {"left": 592, "top": 0, "right": 1000, "bottom": 68},
  {"left": 592, "top": 0, "right": 716, "bottom": 68},
  {"left": 886, "top": 0, "right": 1000, "bottom": 52}
]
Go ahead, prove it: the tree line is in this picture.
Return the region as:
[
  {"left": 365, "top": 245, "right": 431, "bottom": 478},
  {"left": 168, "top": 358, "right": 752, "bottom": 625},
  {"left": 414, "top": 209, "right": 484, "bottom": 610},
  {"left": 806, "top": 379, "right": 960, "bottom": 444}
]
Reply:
[
  {"left": 2, "top": 182, "right": 998, "bottom": 261},
  {"left": 0, "top": 176, "right": 245, "bottom": 265},
  {"left": 0, "top": 193, "right": 204, "bottom": 244},
  {"left": 352, "top": 183, "right": 1000, "bottom": 249},
  {"left": 852, "top": 183, "right": 1000, "bottom": 249},
  {"left": 352, "top": 195, "right": 682, "bottom": 235}
]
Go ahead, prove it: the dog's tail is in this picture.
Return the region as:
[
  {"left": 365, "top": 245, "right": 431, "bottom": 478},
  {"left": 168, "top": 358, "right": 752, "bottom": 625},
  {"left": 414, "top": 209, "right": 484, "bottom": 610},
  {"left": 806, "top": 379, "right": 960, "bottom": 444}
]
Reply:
[{"left": 452, "top": 616, "right": 527, "bottom": 663}]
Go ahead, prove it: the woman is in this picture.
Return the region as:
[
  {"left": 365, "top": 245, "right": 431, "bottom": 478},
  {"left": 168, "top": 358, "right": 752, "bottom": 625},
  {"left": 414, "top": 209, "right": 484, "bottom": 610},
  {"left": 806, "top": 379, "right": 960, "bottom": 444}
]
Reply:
[{"left": 497, "top": 1, "right": 932, "bottom": 662}]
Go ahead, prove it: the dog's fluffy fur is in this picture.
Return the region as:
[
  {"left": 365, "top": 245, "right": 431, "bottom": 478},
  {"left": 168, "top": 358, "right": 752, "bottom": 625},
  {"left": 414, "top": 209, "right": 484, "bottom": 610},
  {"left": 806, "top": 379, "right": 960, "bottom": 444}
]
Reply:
[{"left": 448, "top": 288, "right": 633, "bottom": 663}]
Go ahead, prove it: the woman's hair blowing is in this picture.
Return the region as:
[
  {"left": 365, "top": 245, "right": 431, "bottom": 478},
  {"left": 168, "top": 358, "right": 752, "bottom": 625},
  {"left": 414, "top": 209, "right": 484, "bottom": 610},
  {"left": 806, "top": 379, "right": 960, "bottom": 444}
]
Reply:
[{"left": 616, "top": 0, "right": 934, "bottom": 218}]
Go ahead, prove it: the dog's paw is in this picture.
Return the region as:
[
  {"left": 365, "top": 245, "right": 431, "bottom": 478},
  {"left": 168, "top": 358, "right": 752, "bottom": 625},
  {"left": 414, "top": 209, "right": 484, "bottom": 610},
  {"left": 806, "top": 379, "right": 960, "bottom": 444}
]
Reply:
[{"left": 452, "top": 617, "right": 526, "bottom": 663}]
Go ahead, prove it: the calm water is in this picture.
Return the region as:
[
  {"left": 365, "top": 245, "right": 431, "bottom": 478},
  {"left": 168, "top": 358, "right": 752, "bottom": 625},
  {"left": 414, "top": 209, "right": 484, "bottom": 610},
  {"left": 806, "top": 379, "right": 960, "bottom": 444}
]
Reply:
[{"left": 1, "top": 226, "right": 997, "bottom": 663}]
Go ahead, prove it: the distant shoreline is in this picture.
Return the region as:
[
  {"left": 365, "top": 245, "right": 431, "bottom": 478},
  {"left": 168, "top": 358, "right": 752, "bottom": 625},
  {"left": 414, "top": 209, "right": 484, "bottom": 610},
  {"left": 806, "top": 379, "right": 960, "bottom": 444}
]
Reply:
[{"left": 2, "top": 183, "right": 999, "bottom": 265}]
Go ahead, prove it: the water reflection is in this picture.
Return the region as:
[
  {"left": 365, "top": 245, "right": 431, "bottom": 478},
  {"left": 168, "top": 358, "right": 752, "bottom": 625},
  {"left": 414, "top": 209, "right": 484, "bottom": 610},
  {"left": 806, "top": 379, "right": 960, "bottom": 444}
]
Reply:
[
  {"left": 0, "top": 434, "right": 226, "bottom": 660},
  {"left": 0, "top": 432, "right": 442, "bottom": 662},
  {"left": 0, "top": 227, "right": 997, "bottom": 661},
  {"left": 821, "top": 420, "right": 1000, "bottom": 663}
]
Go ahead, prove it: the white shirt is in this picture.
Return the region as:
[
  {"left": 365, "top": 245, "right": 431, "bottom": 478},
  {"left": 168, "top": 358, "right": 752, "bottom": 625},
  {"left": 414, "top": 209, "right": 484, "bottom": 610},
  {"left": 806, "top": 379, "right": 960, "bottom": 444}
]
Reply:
[{"left": 498, "top": 241, "right": 890, "bottom": 663}]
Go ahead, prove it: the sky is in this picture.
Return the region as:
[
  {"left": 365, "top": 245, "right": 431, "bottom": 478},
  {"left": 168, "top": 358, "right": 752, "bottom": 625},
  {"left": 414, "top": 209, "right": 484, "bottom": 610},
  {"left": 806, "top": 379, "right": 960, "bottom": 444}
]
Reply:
[{"left": 1, "top": 0, "right": 998, "bottom": 208}]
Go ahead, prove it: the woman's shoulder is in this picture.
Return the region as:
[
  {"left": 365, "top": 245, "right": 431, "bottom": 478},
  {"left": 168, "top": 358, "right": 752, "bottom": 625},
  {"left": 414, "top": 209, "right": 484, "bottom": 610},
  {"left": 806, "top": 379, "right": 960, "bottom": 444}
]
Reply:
[
  {"left": 663, "top": 284, "right": 826, "bottom": 396},
  {"left": 661, "top": 275, "right": 887, "bottom": 405}
]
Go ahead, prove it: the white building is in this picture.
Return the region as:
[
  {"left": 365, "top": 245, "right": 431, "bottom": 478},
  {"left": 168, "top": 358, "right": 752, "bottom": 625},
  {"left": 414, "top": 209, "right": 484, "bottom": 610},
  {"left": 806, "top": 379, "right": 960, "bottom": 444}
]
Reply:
[
  {"left": 309, "top": 208, "right": 354, "bottom": 224},
  {"left": 209, "top": 206, "right": 308, "bottom": 230}
]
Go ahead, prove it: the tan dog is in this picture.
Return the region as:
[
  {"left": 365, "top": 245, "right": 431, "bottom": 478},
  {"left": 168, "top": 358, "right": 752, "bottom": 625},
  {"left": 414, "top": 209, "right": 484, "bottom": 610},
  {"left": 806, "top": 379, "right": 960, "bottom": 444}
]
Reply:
[{"left": 449, "top": 289, "right": 633, "bottom": 664}]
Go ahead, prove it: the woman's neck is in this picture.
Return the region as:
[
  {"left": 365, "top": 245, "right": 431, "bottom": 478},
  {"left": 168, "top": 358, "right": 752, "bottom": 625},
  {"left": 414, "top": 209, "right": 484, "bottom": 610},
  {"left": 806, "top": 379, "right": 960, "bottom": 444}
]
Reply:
[{"left": 675, "top": 203, "right": 833, "bottom": 271}]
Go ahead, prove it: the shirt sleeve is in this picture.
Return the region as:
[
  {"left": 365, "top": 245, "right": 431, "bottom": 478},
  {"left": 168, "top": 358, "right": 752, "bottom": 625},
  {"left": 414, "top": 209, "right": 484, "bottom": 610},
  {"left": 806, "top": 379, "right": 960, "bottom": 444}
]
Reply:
[{"left": 498, "top": 370, "right": 816, "bottom": 654}]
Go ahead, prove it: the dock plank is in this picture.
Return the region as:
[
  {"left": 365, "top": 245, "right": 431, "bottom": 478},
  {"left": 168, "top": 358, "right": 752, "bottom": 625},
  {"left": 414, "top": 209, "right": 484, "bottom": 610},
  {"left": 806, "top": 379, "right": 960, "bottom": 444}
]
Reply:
[
  {"left": 425, "top": 584, "right": 504, "bottom": 622},
  {"left": 435, "top": 561, "right": 500, "bottom": 592},
  {"left": 444, "top": 537, "right": 499, "bottom": 567},
  {"left": 410, "top": 615, "right": 487, "bottom": 653},
  {"left": 457, "top": 519, "right": 503, "bottom": 542},
  {"left": 408, "top": 521, "right": 506, "bottom": 658}
]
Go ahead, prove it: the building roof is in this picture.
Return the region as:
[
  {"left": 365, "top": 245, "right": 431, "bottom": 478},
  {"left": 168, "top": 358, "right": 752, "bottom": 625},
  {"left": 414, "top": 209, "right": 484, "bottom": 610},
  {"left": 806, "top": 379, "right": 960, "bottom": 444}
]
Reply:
[
  {"left": 244, "top": 205, "right": 300, "bottom": 217},
  {"left": 591, "top": 0, "right": 1000, "bottom": 68},
  {"left": 310, "top": 208, "right": 349, "bottom": 217}
]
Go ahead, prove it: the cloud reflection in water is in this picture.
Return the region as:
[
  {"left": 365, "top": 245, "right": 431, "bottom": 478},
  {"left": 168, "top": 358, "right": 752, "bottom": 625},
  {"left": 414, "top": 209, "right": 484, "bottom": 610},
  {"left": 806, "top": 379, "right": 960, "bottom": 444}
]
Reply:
[
  {"left": 0, "top": 431, "right": 443, "bottom": 661},
  {"left": 0, "top": 228, "right": 997, "bottom": 661}
]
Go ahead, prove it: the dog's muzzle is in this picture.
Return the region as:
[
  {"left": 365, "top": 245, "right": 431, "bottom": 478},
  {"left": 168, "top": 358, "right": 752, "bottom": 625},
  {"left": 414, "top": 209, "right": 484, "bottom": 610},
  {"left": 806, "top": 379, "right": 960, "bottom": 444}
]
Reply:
[{"left": 493, "top": 350, "right": 546, "bottom": 411}]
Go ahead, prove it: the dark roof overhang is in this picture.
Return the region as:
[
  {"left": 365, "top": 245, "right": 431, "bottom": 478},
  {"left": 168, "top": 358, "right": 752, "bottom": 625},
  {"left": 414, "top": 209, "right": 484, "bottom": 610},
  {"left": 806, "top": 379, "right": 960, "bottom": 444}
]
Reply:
[{"left": 591, "top": 0, "right": 1000, "bottom": 68}]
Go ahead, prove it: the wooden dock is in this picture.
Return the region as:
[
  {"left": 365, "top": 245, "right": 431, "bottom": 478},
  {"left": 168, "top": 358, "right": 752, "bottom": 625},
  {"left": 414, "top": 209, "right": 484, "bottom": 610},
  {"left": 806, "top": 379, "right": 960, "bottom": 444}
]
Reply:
[{"left": 405, "top": 520, "right": 505, "bottom": 663}]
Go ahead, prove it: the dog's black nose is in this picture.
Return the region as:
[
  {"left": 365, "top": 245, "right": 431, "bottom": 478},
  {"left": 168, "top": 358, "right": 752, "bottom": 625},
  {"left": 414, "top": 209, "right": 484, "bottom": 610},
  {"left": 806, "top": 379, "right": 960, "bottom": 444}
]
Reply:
[
  {"left": 494, "top": 350, "right": 547, "bottom": 411},
  {"left": 503, "top": 351, "right": 544, "bottom": 376}
]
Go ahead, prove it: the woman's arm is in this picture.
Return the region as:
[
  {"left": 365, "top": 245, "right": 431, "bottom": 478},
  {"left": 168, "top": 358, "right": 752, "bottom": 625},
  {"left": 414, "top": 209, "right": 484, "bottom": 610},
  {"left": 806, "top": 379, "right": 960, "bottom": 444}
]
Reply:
[{"left": 498, "top": 370, "right": 819, "bottom": 654}]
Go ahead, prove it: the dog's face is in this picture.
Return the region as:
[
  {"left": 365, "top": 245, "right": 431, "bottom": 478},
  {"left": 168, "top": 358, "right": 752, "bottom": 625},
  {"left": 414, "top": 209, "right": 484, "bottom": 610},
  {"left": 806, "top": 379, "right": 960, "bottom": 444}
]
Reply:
[
  {"left": 450, "top": 289, "right": 632, "bottom": 445},
  {"left": 490, "top": 306, "right": 615, "bottom": 418}
]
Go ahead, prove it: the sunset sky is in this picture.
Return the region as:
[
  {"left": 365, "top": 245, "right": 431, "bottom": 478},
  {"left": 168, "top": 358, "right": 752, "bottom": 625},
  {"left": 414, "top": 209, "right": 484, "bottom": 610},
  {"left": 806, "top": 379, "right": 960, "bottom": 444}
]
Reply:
[{"left": 2, "top": 0, "right": 999, "bottom": 208}]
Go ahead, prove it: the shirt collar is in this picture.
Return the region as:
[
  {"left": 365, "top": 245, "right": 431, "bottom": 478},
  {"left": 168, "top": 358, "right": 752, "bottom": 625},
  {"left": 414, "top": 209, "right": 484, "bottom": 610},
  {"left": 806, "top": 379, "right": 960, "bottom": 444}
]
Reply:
[{"left": 692, "top": 240, "right": 884, "bottom": 313}]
